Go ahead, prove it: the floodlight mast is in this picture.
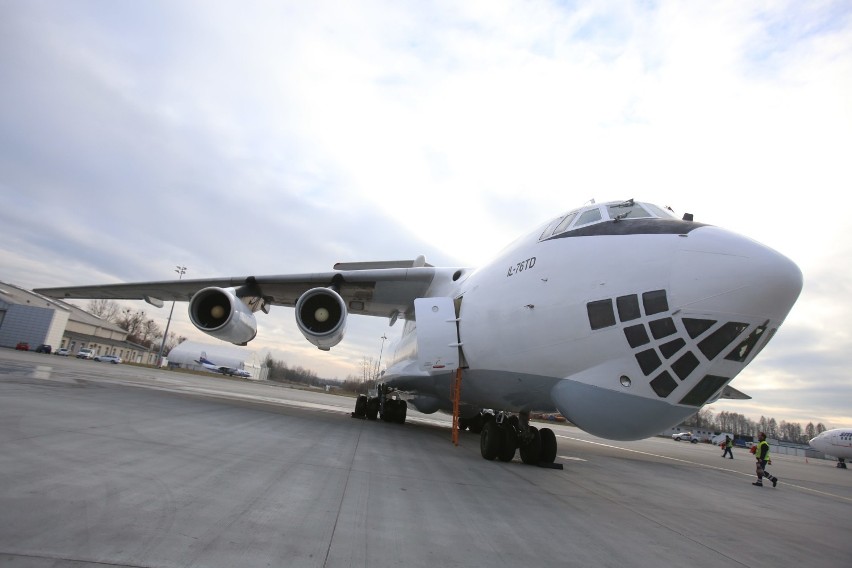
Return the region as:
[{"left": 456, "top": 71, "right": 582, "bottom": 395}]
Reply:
[{"left": 157, "top": 265, "right": 187, "bottom": 366}]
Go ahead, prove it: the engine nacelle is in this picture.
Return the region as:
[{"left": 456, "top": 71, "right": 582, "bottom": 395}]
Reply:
[
  {"left": 188, "top": 287, "right": 258, "bottom": 345},
  {"left": 295, "top": 287, "right": 347, "bottom": 350}
]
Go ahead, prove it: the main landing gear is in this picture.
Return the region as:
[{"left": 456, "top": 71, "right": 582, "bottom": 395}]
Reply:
[
  {"left": 470, "top": 411, "right": 559, "bottom": 467},
  {"left": 352, "top": 390, "right": 559, "bottom": 468},
  {"left": 351, "top": 383, "right": 407, "bottom": 424},
  {"left": 838, "top": 458, "right": 847, "bottom": 469}
]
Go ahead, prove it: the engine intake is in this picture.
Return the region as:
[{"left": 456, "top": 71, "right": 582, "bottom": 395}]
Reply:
[
  {"left": 296, "top": 287, "right": 347, "bottom": 350},
  {"left": 188, "top": 287, "right": 258, "bottom": 345}
]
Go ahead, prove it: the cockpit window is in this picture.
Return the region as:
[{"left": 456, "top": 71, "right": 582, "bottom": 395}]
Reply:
[
  {"left": 642, "top": 203, "right": 677, "bottom": 219},
  {"left": 540, "top": 201, "right": 678, "bottom": 241},
  {"left": 607, "top": 201, "right": 655, "bottom": 221},
  {"left": 552, "top": 212, "right": 578, "bottom": 236},
  {"left": 539, "top": 217, "right": 564, "bottom": 240},
  {"left": 575, "top": 207, "right": 602, "bottom": 227}
]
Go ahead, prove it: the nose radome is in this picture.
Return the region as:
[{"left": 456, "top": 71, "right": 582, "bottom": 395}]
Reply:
[{"left": 671, "top": 226, "right": 803, "bottom": 322}]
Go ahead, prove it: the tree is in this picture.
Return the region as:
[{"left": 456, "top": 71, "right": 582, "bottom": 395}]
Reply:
[
  {"left": 117, "top": 308, "right": 146, "bottom": 339},
  {"left": 162, "top": 333, "right": 186, "bottom": 356},
  {"left": 359, "top": 356, "right": 375, "bottom": 384},
  {"left": 264, "top": 354, "right": 278, "bottom": 375},
  {"left": 676, "top": 414, "right": 826, "bottom": 445},
  {"left": 86, "top": 301, "right": 162, "bottom": 348},
  {"left": 87, "top": 299, "right": 121, "bottom": 323},
  {"left": 767, "top": 418, "right": 778, "bottom": 439},
  {"left": 138, "top": 319, "right": 162, "bottom": 348},
  {"left": 805, "top": 422, "right": 816, "bottom": 440}
]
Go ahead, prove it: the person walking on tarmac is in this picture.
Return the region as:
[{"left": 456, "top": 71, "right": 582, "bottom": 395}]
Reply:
[
  {"left": 752, "top": 432, "right": 778, "bottom": 487},
  {"left": 722, "top": 435, "right": 734, "bottom": 459}
]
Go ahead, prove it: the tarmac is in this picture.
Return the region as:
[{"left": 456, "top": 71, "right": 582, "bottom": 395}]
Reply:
[{"left": 1, "top": 349, "right": 850, "bottom": 567}]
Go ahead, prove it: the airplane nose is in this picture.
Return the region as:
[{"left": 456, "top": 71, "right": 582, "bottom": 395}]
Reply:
[{"left": 671, "top": 226, "right": 803, "bottom": 322}]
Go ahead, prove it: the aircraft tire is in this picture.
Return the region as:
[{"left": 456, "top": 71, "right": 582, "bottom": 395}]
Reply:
[
  {"left": 396, "top": 401, "right": 407, "bottom": 425},
  {"left": 498, "top": 424, "right": 518, "bottom": 462},
  {"left": 353, "top": 395, "right": 367, "bottom": 418},
  {"left": 539, "top": 427, "right": 557, "bottom": 464},
  {"left": 382, "top": 399, "right": 399, "bottom": 423},
  {"left": 480, "top": 421, "right": 504, "bottom": 461},
  {"left": 366, "top": 398, "right": 380, "bottom": 420},
  {"left": 519, "top": 426, "right": 541, "bottom": 465},
  {"left": 468, "top": 414, "right": 484, "bottom": 434}
]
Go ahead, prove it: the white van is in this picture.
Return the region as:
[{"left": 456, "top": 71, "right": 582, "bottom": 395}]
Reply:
[
  {"left": 76, "top": 348, "right": 95, "bottom": 359},
  {"left": 711, "top": 433, "right": 734, "bottom": 445}
]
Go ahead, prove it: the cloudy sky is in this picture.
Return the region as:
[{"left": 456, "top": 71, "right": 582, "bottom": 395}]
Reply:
[{"left": 2, "top": 1, "right": 850, "bottom": 428}]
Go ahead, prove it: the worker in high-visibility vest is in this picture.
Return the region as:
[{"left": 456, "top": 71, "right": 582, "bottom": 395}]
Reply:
[
  {"left": 752, "top": 432, "right": 779, "bottom": 487},
  {"left": 722, "top": 435, "right": 734, "bottom": 459}
]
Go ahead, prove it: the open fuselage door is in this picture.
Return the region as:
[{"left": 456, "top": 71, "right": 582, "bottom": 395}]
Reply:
[{"left": 414, "top": 297, "right": 462, "bottom": 373}]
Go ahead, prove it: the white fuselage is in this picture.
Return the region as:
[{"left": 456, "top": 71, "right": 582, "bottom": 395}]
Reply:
[
  {"left": 384, "top": 209, "right": 802, "bottom": 441},
  {"left": 809, "top": 429, "right": 852, "bottom": 459}
]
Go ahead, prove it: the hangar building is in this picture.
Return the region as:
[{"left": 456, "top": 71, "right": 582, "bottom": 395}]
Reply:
[
  {"left": 1, "top": 281, "right": 157, "bottom": 364},
  {"left": 0, "top": 282, "right": 70, "bottom": 349}
]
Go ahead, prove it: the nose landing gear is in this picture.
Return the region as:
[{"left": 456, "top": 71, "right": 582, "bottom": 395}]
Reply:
[{"left": 479, "top": 411, "right": 559, "bottom": 467}]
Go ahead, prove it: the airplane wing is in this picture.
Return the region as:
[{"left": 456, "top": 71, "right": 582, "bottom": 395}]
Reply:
[
  {"left": 34, "top": 261, "right": 447, "bottom": 320},
  {"left": 719, "top": 385, "right": 751, "bottom": 400}
]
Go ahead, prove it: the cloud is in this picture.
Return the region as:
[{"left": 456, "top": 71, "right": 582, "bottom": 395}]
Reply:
[{"left": 1, "top": 1, "right": 850, "bottom": 425}]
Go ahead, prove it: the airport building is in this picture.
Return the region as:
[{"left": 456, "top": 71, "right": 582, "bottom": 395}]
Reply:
[
  {"left": 0, "top": 281, "right": 158, "bottom": 364},
  {"left": 0, "top": 282, "right": 69, "bottom": 350}
]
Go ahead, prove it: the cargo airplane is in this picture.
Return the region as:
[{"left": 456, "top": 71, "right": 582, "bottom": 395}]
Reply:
[
  {"left": 196, "top": 354, "right": 251, "bottom": 378},
  {"left": 809, "top": 428, "right": 852, "bottom": 468},
  {"left": 35, "top": 199, "right": 803, "bottom": 466}
]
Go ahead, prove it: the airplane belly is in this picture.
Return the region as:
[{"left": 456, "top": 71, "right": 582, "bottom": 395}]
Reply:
[{"left": 550, "top": 378, "right": 696, "bottom": 440}]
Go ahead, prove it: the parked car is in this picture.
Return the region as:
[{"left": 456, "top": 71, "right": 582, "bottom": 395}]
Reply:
[
  {"left": 54, "top": 348, "right": 70, "bottom": 356},
  {"left": 76, "top": 348, "right": 95, "bottom": 359},
  {"left": 94, "top": 354, "right": 122, "bottom": 364},
  {"left": 35, "top": 344, "right": 52, "bottom": 354},
  {"left": 15, "top": 342, "right": 29, "bottom": 351},
  {"left": 672, "top": 432, "right": 698, "bottom": 443}
]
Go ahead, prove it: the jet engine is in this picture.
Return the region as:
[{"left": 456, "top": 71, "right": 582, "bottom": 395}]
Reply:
[
  {"left": 188, "top": 287, "right": 258, "bottom": 345},
  {"left": 296, "top": 287, "right": 347, "bottom": 350}
]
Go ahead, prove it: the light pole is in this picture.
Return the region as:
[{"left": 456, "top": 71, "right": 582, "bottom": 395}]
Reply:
[
  {"left": 374, "top": 333, "right": 388, "bottom": 380},
  {"left": 157, "top": 265, "right": 187, "bottom": 367}
]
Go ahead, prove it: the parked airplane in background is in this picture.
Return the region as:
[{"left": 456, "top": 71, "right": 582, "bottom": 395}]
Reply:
[
  {"left": 196, "top": 353, "right": 251, "bottom": 378},
  {"left": 809, "top": 429, "right": 852, "bottom": 468},
  {"left": 35, "top": 199, "right": 803, "bottom": 466}
]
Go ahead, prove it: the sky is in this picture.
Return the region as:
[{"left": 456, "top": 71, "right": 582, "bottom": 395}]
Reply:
[{"left": 1, "top": 1, "right": 850, "bottom": 428}]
